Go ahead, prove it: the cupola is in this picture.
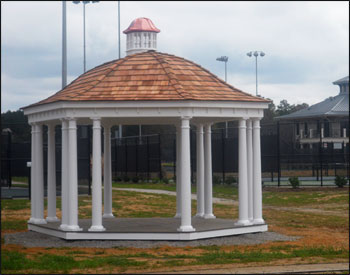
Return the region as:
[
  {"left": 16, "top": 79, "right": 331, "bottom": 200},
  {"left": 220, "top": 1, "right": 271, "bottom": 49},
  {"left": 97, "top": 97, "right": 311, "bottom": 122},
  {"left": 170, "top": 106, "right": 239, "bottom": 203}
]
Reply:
[
  {"left": 123, "top": 17, "right": 160, "bottom": 56},
  {"left": 333, "top": 76, "right": 349, "bottom": 94}
]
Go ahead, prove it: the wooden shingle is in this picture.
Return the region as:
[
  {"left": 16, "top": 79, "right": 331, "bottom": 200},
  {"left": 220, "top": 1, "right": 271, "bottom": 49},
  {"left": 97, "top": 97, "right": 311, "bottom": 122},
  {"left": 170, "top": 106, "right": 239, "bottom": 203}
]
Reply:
[{"left": 28, "top": 51, "right": 269, "bottom": 107}]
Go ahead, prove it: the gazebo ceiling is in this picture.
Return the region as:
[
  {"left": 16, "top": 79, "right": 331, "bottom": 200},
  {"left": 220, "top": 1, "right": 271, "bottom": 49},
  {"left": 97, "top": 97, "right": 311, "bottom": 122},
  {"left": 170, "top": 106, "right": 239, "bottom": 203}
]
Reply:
[{"left": 26, "top": 51, "right": 268, "bottom": 108}]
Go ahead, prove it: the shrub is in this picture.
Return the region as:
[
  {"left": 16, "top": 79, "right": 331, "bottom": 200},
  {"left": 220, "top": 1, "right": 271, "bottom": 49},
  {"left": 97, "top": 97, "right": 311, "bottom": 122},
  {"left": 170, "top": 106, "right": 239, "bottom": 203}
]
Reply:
[
  {"left": 132, "top": 176, "right": 139, "bottom": 183},
  {"left": 123, "top": 175, "right": 130, "bottom": 182},
  {"left": 225, "top": 176, "right": 237, "bottom": 185},
  {"left": 335, "top": 175, "right": 347, "bottom": 188},
  {"left": 162, "top": 178, "right": 169, "bottom": 184},
  {"left": 115, "top": 176, "right": 122, "bottom": 182},
  {"left": 152, "top": 177, "right": 160, "bottom": 184},
  {"left": 288, "top": 176, "right": 300, "bottom": 189},
  {"left": 213, "top": 176, "right": 221, "bottom": 185}
]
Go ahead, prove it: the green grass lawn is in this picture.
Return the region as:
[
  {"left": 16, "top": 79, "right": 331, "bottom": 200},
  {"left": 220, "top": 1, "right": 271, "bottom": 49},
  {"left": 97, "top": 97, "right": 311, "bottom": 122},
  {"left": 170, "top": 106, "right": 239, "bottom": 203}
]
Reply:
[{"left": 1, "top": 185, "right": 349, "bottom": 274}]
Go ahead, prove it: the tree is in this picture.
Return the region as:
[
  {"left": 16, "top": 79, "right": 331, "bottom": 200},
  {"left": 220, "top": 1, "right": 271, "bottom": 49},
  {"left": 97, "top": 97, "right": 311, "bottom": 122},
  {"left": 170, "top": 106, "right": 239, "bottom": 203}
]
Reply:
[
  {"left": 1, "top": 110, "right": 31, "bottom": 142},
  {"left": 275, "top": 100, "right": 309, "bottom": 117}
]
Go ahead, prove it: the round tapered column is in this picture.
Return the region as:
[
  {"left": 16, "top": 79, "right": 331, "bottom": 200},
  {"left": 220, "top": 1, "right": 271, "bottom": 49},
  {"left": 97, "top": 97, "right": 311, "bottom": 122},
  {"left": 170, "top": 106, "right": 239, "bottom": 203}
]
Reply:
[
  {"left": 174, "top": 124, "right": 182, "bottom": 218},
  {"left": 253, "top": 118, "right": 265, "bottom": 224},
  {"left": 65, "top": 118, "right": 82, "bottom": 231},
  {"left": 34, "top": 123, "right": 47, "bottom": 224},
  {"left": 204, "top": 124, "right": 215, "bottom": 219},
  {"left": 28, "top": 123, "right": 37, "bottom": 224},
  {"left": 89, "top": 118, "right": 106, "bottom": 231},
  {"left": 246, "top": 119, "right": 253, "bottom": 221},
  {"left": 177, "top": 117, "right": 195, "bottom": 232},
  {"left": 59, "top": 119, "right": 69, "bottom": 230},
  {"left": 46, "top": 123, "right": 59, "bottom": 222},
  {"left": 103, "top": 124, "right": 114, "bottom": 218},
  {"left": 236, "top": 118, "right": 252, "bottom": 226},
  {"left": 195, "top": 124, "right": 204, "bottom": 217}
]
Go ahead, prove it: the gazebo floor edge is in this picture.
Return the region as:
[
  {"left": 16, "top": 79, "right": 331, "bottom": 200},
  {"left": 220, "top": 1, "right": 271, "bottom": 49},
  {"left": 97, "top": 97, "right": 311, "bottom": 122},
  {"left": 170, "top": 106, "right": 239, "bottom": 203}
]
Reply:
[{"left": 27, "top": 217, "right": 268, "bottom": 241}]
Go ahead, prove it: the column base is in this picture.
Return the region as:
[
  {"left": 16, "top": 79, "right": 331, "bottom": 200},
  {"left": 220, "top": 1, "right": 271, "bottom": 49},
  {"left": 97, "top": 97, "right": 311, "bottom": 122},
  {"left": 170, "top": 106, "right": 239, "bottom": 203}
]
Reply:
[
  {"left": 174, "top": 213, "right": 181, "bottom": 218},
  {"left": 235, "top": 219, "right": 253, "bottom": 226},
  {"left": 103, "top": 213, "right": 115, "bottom": 219},
  {"left": 195, "top": 213, "right": 204, "bottom": 218},
  {"left": 28, "top": 218, "right": 47, "bottom": 225},
  {"left": 203, "top": 213, "right": 216, "bottom": 219},
  {"left": 252, "top": 218, "right": 265, "bottom": 225},
  {"left": 177, "top": 225, "right": 196, "bottom": 232},
  {"left": 63, "top": 225, "right": 83, "bottom": 231},
  {"left": 28, "top": 218, "right": 47, "bottom": 224},
  {"left": 89, "top": 225, "right": 106, "bottom": 232},
  {"left": 46, "top": 216, "right": 60, "bottom": 222},
  {"left": 59, "top": 224, "right": 68, "bottom": 230}
]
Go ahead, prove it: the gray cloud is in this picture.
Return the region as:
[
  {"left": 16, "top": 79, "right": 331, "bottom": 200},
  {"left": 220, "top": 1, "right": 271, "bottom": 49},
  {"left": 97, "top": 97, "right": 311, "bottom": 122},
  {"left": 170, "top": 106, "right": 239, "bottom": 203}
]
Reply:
[{"left": 1, "top": 1, "right": 349, "bottom": 111}]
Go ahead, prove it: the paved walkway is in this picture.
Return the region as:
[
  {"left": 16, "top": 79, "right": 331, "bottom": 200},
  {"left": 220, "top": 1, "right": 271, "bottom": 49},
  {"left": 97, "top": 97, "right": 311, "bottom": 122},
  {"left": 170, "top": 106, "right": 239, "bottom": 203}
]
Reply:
[{"left": 149, "top": 262, "right": 349, "bottom": 274}]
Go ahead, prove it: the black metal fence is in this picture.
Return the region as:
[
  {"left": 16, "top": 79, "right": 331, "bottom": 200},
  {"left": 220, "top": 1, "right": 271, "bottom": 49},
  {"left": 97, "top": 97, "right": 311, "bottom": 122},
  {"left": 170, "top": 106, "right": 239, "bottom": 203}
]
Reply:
[{"left": 1, "top": 119, "right": 349, "bottom": 197}]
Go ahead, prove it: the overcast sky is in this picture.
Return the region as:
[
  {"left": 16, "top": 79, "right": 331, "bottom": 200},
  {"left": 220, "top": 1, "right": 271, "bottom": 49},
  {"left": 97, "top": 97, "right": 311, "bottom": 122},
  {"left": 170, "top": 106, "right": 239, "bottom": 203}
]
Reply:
[{"left": 1, "top": 1, "right": 349, "bottom": 112}]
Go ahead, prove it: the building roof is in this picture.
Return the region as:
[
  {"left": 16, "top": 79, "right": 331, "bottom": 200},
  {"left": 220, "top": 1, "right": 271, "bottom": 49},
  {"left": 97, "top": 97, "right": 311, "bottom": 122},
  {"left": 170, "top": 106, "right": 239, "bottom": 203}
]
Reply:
[
  {"left": 276, "top": 92, "right": 349, "bottom": 120},
  {"left": 123, "top": 17, "right": 160, "bottom": 34},
  {"left": 333, "top": 76, "right": 349, "bottom": 85},
  {"left": 24, "top": 51, "right": 268, "bottom": 108}
]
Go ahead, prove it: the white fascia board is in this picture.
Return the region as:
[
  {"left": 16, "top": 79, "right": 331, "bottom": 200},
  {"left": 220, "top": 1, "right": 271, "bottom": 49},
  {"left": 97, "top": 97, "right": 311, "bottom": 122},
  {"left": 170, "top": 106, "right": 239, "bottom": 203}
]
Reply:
[{"left": 25, "top": 100, "right": 268, "bottom": 123}]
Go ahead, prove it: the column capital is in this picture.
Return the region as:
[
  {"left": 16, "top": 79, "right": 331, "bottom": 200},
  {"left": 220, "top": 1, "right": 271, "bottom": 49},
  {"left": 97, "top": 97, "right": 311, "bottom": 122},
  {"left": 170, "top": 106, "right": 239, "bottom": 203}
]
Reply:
[
  {"left": 196, "top": 124, "right": 204, "bottom": 134},
  {"left": 102, "top": 122, "right": 113, "bottom": 129},
  {"left": 180, "top": 116, "right": 191, "bottom": 129},
  {"left": 246, "top": 119, "right": 253, "bottom": 129},
  {"left": 180, "top": 116, "right": 192, "bottom": 121},
  {"left": 252, "top": 119, "right": 261, "bottom": 129},
  {"left": 46, "top": 121, "right": 59, "bottom": 128},
  {"left": 90, "top": 117, "right": 101, "bottom": 121}
]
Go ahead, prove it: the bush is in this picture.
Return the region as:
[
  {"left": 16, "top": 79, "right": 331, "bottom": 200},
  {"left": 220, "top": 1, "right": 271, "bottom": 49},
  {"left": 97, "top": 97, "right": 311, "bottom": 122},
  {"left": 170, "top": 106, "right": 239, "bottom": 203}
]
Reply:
[
  {"left": 152, "top": 177, "right": 160, "bottom": 184},
  {"left": 213, "top": 176, "right": 221, "bottom": 185},
  {"left": 335, "top": 175, "right": 347, "bottom": 188},
  {"left": 288, "top": 176, "right": 300, "bottom": 189},
  {"left": 225, "top": 176, "right": 237, "bottom": 185},
  {"left": 162, "top": 178, "right": 169, "bottom": 184},
  {"left": 132, "top": 176, "right": 139, "bottom": 183},
  {"left": 123, "top": 175, "right": 130, "bottom": 182},
  {"left": 115, "top": 176, "right": 122, "bottom": 182}
]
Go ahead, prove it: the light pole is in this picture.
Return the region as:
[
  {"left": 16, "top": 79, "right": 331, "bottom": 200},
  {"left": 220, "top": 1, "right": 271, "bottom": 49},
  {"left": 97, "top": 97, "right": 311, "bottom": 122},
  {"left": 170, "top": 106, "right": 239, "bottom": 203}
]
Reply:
[
  {"left": 73, "top": 1, "right": 99, "bottom": 73},
  {"left": 118, "top": 0, "right": 121, "bottom": 59},
  {"left": 62, "top": 1, "right": 67, "bottom": 88},
  {"left": 247, "top": 51, "right": 265, "bottom": 96},
  {"left": 216, "top": 56, "right": 229, "bottom": 138},
  {"left": 216, "top": 56, "right": 228, "bottom": 82}
]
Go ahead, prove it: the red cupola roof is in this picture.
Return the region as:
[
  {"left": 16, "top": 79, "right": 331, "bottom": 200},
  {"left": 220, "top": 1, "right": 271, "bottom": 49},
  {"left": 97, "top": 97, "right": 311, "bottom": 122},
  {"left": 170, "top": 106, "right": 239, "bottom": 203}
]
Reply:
[{"left": 123, "top": 17, "right": 160, "bottom": 34}]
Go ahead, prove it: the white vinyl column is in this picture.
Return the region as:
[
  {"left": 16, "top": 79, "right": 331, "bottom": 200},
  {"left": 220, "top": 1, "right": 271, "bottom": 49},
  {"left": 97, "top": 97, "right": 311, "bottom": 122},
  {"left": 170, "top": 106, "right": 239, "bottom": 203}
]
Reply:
[
  {"left": 34, "top": 123, "right": 47, "bottom": 224},
  {"left": 204, "top": 123, "right": 215, "bottom": 219},
  {"left": 252, "top": 118, "right": 265, "bottom": 224},
  {"left": 28, "top": 123, "right": 38, "bottom": 223},
  {"left": 103, "top": 123, "right": 114, "bottom": 218},
  {"left": 89, "top": 118, "right": 106, "bottom": 231},
  {"left": 46, "top": 123, "right": 59, "bottom": 222},
  {"left": 246, "top": 119, "right": 253, "bottom": 221},
  {"left": 195, "top": 124, "right": 205, "bottom": 217},
  {"left": 174, "top": 124, "right": 181, "bottom": 218},
  {"left": 65, "top": 118, "right": 82, "bottom": 231},
  {"left": 236, "top": 118, "right": 252, "bottom": 226},
  {"left": 177, "top": 117, "right": 195, "bottom": 232},
  {"left": 59, "top": 119, "right": 69, "bottom": 230}
]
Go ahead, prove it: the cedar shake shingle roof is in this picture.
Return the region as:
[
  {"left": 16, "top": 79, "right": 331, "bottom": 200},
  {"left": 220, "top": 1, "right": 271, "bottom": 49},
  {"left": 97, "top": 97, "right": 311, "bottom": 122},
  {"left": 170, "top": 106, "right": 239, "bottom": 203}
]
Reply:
[{"left": 27, "top": 51, "right": 269, "bottom": 108}]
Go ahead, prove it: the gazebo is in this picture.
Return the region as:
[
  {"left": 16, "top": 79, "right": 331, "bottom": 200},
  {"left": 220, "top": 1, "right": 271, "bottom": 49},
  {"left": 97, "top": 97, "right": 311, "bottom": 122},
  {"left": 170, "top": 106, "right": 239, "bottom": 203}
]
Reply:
[{"left": 22, "top": 18, "right": 269, "bottom": 240}]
